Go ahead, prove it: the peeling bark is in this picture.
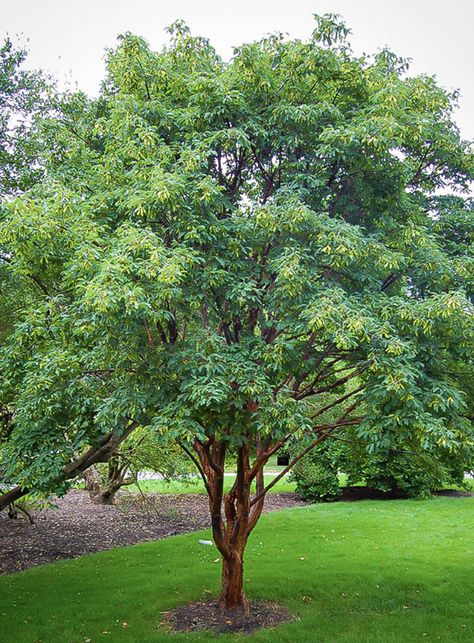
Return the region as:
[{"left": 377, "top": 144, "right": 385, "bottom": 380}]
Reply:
[
  {"left": 218, "top": 552, "right": 249, "bottom": 615},
  {"left": 192, "top": 435, "right": 271, "bottom": 616},
  {"left": 190, "top": 407, "right": 359, "bottom": 616}
]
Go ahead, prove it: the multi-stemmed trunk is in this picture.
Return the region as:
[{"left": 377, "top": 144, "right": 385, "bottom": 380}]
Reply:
[
  {"left": 192, "top": 434, "right": 274, "bottom": 616},
  {"left": 83, "top": 457, "right": 133, "bottom": 505},
  {"left": 189, "top": 417, "right": 351, "bottom": 616}
]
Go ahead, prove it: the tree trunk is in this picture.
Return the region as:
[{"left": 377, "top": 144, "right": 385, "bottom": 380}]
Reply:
[
  {"left": 218, "top": 552, "right": 249, "bottom": 615},
  {"left": 192, "top": 435, "right": 269, "bottom": 618},
  {"left": 83, "top": 457, "right": 131, "bottom": 505},
  {"left": 83, "top": 467, "right": 101, "bottom": 497},
  {"left": 192, "top": 429, "right": 336, "bottom": 616},
  {"left": 84, "top": 466, "right": 118, "bottom": 505},
  {"left": 90, "top": 486, "right": 118, "bottom": 505}
]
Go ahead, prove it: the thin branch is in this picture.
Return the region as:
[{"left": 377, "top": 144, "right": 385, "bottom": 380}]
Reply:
[
  {"left": 249, "top": 418, "right": 362, "bottom": 506},
  {"left": 310, "top": 385, "right": 366, "bottom": 420},
  {"left": 178, "top": 441, "right": 210, "bottom": 494},
  {"left": 295, "top": 364, "right": 368, "bottom": 400}
]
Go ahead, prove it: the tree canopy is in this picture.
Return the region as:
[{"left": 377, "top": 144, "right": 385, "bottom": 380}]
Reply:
[{"left": 0, "top": 15, "right": 473, "bottom": 614}]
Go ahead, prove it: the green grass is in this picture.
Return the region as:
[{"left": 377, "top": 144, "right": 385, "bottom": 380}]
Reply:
[
  {"left": 2, "top": 495, "right": 474, "bottom": 641},
  {"left": 129, "top": 474, "right": 474, "bottom": 495},
  {"left": 130, "top": 473, "right": 296, "bottom": 494}
]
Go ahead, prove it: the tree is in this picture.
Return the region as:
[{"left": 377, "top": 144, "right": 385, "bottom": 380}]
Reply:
[
  {"left": 82, "top": 429, "right": 192, "bottom": 504},
  {"left": 0, "top": 37, "right": 54, "bottom": 345},
  {"left": 0, "top": 15, "right": 473, "bottom": 618},
  {"left": 0, "top": 39, "right": 57, "bottom": 517},
  {"left": 0, "top": 37, "right": 52, "bottom": 197}
]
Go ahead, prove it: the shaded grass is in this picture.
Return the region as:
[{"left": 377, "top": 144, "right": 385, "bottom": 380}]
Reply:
[
  {"left": 1, "top": 495, "right": 474, "bottom": 641},
  {"left": 130, "top": 474, "right": 474, "bottom": 495},
  {"left": 131, "top": 473, "right": 295, "bottom": 495}
]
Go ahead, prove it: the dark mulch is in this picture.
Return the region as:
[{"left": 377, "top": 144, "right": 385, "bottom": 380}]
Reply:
[
  {"left": 3, "top": 485, "right": 469, "bottom": 576},
  {"left": 433, "top": 488, "right": 474, "bottom": 498},
  {"left": 0, "top": 490, "right": 304, "bottom": 575},
  {"left": 162, "top": 599, "right": 293, "bottom": 635},
  {"left": 341, "top": 486, "right": 410, "bottom": 501}
]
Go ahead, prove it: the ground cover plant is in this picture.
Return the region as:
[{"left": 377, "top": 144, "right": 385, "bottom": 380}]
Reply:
[
  {"left": 1, "top": 497, "right": 474, "bottom": 641},
  {"left": 0, "top": 13, "right": 473, "bottom": 624}
]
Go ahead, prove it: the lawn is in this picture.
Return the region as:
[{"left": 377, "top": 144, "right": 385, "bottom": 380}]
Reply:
[
  {"left": 129, "top": 473, "right": 474, "bottom": 495},
  {"left": 130, "top": 473, "right": 296, "bottom": 494},
  {"left": 131, "top": 454, "right": 296, "bottom": 494},
  {"left": 1, "top": 495, "right": 474, "bottom": 641}
]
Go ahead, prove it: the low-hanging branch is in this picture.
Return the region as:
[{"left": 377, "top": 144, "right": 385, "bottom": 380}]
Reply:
[{"left": 0, "top": 419, "right": 140, "bottom": 513}]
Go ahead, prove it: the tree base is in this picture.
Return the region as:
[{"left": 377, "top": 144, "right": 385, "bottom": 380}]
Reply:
[
  {"left": 218, "top": 593, "right": 250, "bottom": 618},
  {"left": 90, "top": 491, "right": 117, "bottom": 505},
  {"left": 162, "top": 598, "right": 292, "bottom": 635}
]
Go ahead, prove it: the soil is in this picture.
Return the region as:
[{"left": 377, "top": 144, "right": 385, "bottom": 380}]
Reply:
[
  {"left": 162, "top": 599, "right": 293, "bottom": 635},
  {"left": 0, "top": 490, "right": 305, "bottom": 575}
]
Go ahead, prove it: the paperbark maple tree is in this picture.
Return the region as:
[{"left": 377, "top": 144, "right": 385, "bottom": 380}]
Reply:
[{"left": 1, "top": 16, "right": 473, "bottom": 615}]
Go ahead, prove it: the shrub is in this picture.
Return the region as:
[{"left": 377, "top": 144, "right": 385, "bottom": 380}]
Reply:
[
  {"left": 291, "top": 439, "right": 342, "bottom": 502},
  {"left": 345, "top": 449, "right": 457, "bottom": 499}
]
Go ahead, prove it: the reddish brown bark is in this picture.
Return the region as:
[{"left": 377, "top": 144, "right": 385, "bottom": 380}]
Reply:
[
  {"left": 218, "top": 551, "right": 249, "bottom": 614},
  {"left": 191, "top": 396, "right": 363, "bottom": 616},
  {"left": 192, "top": 435, "right": 274, "bottom": 616}
]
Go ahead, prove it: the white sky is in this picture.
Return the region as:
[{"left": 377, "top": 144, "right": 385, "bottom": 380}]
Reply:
[{"left": 1, "top": 0, "right": 473, "bottom": 140}]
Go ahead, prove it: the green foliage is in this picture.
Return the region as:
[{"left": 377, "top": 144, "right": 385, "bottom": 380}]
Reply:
[
  {"left": 349, "top": 450, "right": 447, "bottom": 499},
  {"left": 343, "top": 445, "right": 472, "bottom": 499},
  {"left": 291, "top": 420, "right": 474, "bottom": 500},
  {"left": 291, "top": 437, "right": 342, "bottom": 501},
  {"left": 120, "top": 428, "right": 194, "bottom": 479},
  {"left": 0, "top": 38, "right": 51, "bottom": 196},
  {"left": 292, "top": 458, "right": 340, "bottom": 502},
  {"left": 0, "top": 15, "right": 473, "bottom": 496},
  {"left": 82, "top": 429, "right": 193, "bottom": 503}
]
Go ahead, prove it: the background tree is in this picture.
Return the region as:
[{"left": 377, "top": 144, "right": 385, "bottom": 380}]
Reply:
[
  {"left": 0, "top": 37, "right": 53, "bottom": 196},
  {"left": 82, "top": 429, "right": 192, "bottom": 504},
  {"left": 0, "top": 46, "right": 129, "bottom": 513},
  {"left": 0, "top": 15, "right": 473, "bottom": 618},
  {"left": 291, "top": 427, "right": 474, "bottom": 502},
  {"left": 0, "top": 38, "right": 56, "bottom": 517}
]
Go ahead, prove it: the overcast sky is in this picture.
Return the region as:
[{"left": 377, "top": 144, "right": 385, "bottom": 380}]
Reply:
[{"left": 1, "top": 0, "right": 473, "bottom": 140}]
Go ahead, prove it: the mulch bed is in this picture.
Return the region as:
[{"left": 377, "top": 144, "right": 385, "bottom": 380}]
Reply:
[
  {"left": 162, "top": 599, "right": 293, "bottom": 635},
  {"left": 433, "top": 488, "right": 474, "bottom": 498},
  {"left": 0, "top": 490, "right": 304, "bottom": 575}
]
